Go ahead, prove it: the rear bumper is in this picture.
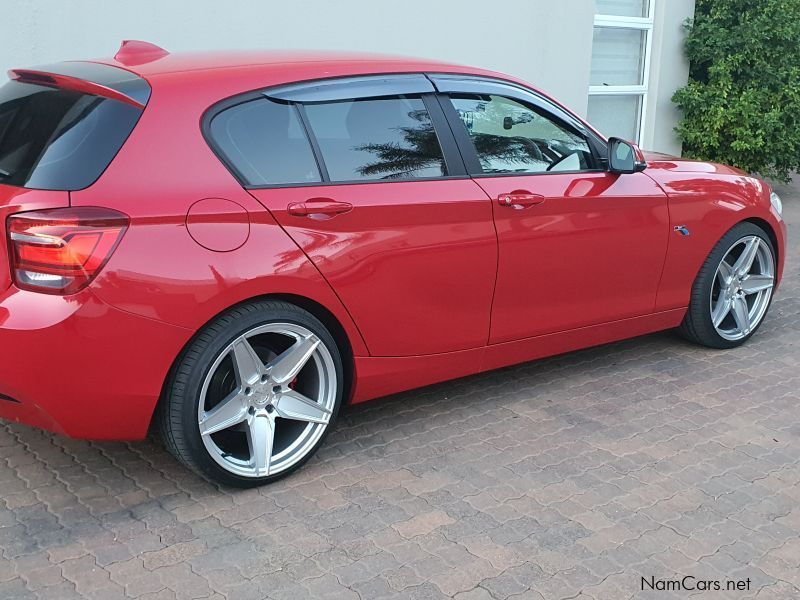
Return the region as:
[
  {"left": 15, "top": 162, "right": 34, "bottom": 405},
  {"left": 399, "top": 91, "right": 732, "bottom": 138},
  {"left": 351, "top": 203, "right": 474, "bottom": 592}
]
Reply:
[{"left": 0, "top": 287, "right": 192, "bottom": 440}]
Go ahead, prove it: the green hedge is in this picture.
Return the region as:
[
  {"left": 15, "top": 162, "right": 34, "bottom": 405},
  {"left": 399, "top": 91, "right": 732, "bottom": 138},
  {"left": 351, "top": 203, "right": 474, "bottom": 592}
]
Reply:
[{"left": 673, "top": 0, "right": 800, "bottom": 181}]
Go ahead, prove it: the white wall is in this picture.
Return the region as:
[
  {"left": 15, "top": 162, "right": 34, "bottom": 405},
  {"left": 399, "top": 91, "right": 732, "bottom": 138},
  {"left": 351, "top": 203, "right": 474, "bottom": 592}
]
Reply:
[
  {"left": 641, "top": 0, "right": 695, "bottom": 155},
  {"left": 1, "top": 0, "right": 596, "bottom": 116}
]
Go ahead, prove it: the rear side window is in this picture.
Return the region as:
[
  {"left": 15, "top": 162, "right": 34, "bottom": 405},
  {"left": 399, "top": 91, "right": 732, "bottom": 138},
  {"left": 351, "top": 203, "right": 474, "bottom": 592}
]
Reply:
[
  {"left": 303, "top": 96, "right": 446, "bottom": 182},
  {"left": 208, "top": 98, "right": 321, "bottom": 186},
  {"left": 207, "top": 94, "right": 448, "bottom": 186},
  {"left": 0, "top": 81, "right": 143, "bottom": 190}
]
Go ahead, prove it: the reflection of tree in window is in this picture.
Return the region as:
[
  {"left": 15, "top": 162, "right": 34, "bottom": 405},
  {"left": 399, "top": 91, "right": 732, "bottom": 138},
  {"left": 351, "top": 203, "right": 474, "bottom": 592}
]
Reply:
[{"left": 354, "top": 109, "right": 446, "bottom": 180}]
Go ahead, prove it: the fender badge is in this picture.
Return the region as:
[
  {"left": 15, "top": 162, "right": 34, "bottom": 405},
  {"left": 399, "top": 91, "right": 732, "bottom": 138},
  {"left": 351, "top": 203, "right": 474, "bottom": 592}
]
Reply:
[{"left": 674, "top": 225, "right": 691, "bottom": 236}]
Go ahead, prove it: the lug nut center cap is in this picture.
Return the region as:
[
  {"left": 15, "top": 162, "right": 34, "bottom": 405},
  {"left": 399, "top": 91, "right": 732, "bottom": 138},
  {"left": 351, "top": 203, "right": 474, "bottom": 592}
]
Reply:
[{"left": 253, "top": 394, "right": 271, "bottom": 407}]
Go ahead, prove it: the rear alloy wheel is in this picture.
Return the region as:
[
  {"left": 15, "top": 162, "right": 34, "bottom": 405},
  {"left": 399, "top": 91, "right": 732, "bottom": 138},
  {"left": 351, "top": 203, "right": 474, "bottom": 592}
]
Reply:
[
  {"left": 680, "top": 222, "right": 776, "bottom": 349},
  {"left": 159, "top": 301, "right": 343, "bottom": 487}
]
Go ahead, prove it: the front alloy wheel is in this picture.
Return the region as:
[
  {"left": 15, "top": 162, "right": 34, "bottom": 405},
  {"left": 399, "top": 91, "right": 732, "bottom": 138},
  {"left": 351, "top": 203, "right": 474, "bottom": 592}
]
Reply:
[
  {"left": 709, "top": 235, "right": 775, "bottom": 341},
  {"left": 159, "top": 301, "right": 343, "bottom": 487},
  {"left": 680, "top": 222, "right": 776, "bottom": 349}
]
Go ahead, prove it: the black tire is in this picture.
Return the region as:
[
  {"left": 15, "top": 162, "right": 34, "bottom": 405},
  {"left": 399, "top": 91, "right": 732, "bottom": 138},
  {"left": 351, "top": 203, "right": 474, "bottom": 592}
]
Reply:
[
  {"left": 679, "top": 222, "right": 776, "bottom": 349},
  {"left": 158, "top": 300, "right": 344, "bottom": 488}
]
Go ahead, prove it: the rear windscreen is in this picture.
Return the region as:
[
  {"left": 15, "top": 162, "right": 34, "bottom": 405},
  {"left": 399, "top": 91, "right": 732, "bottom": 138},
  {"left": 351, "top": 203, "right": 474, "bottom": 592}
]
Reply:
[{"left": 0, "top": 81, "right": 143, "bottom": 190}]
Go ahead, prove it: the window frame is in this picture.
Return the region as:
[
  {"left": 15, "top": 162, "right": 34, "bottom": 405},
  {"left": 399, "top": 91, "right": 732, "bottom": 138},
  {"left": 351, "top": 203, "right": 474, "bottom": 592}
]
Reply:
[
  {"left": 588, "top": 0, "right": 655, "bottom": 144},
  {"left": 201, "top": 74, "right": 468, "bottom": 189},
  {"left": 428, "top": 75, "right": 607, "bottom": 178}
]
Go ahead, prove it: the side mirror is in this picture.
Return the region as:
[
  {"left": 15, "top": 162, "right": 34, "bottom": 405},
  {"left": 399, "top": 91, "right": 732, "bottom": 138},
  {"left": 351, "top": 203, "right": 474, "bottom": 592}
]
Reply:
[{"left": 608, "top": 137, "right": 647, "bottom": 174}]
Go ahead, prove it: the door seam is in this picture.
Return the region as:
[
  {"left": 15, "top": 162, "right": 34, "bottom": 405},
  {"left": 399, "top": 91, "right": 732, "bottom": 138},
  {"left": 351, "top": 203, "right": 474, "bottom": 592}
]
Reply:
[{"left": 244, "top": 190, "right": 373, "bottom": 356}]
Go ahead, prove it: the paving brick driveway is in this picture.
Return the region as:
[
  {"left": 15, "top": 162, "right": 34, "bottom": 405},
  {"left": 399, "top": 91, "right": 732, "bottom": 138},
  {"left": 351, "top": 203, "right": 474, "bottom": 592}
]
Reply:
[{"left": 2, "top": 181, "right": 799, "bottom": 600}]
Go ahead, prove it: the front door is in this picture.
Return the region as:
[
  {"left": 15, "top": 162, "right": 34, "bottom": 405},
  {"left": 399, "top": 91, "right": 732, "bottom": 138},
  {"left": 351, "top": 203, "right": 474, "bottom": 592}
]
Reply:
[{"left": 438, "top": 85, "right": 669, "bottom": 343}]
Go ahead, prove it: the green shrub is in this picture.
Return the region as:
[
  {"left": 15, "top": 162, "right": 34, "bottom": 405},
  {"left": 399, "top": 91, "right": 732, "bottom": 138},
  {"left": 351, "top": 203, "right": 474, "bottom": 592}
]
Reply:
[{"left": 673, "top": 0, "right": 800, "bottom": 181}]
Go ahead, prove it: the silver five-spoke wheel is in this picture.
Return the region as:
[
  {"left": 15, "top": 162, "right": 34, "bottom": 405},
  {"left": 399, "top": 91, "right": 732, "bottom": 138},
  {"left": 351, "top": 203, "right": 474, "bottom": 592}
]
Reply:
[
  {"left": 198, "top": 322, "right": 337, "bottom": 479},
  {"left": 710, "top": 235, "right": 775, "bottom": 341}
]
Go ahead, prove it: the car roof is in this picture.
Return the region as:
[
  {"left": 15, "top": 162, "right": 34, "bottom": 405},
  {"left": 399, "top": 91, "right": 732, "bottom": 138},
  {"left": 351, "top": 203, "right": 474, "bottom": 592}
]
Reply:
[
  {"left": 92, "top": 42, "right": 481, "bottom": 78},
  {"left": 98, "top": 48, "right": 469, "bottom": 77},
  {"left": 81, "top": 45, "right": 524, "bottom": 105}
]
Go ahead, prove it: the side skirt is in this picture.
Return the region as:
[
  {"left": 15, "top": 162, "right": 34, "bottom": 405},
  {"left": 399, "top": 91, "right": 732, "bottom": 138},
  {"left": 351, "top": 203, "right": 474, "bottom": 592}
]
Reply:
[{"left": 350, "top": 308, "right": 686, "bottom": 404}]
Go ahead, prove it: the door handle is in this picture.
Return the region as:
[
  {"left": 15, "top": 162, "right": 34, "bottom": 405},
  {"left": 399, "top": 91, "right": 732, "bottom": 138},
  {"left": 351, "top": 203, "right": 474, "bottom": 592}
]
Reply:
[
  {"left": 497, "top": 191, "right": 546, "bottom": 210},
  {"left": 287, "top": 198, "right": 353, "bottom": 219}
]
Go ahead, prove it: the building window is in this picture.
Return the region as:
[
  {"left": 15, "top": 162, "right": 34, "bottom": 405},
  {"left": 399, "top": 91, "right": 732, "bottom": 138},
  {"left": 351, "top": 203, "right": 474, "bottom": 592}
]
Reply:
[{"left": 588, "top": 0, "right": 654, "bottom": 143}]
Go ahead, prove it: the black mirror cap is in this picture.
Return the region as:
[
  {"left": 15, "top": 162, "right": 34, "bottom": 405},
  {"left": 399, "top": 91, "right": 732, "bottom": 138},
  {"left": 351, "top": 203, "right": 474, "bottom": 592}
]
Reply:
[{"left": 608, "top": 137, "right": 647, "bottom": 174}]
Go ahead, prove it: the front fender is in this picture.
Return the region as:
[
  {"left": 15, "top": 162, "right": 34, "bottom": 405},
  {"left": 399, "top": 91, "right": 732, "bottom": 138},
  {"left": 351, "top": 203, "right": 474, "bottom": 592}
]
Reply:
[{"left": 647, "top": 168, "right": 786, "bottom": 311}]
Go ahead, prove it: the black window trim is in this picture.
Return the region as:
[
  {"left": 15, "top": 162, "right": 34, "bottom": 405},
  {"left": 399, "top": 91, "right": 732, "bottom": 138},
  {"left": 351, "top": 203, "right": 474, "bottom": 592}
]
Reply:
[
  {"left": 202, "top": 73, "right": 470, "bottom": 189},
  {"left": 427, "top": 73, "right": 610, "bottom": 177},
  {"left": 264, "top": 74, "right": 435, "bottom": 104},
  {"left": 432, "top": 92, "right": 484, "bottom": 175},
  {"left": 294, "top": 102, "right": 330, "bottom": 182},
  {"left": 420, "top": 93, "right": 466, "bottom": 178}
]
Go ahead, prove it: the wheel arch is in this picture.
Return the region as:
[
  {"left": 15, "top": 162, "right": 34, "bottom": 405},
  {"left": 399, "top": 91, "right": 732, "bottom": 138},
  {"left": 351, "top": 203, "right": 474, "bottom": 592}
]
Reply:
[
  {"left": 743, "top": 217, "right": 779, "bottom": 266},
  {"left": 678, "top": 217, "right": 779, "bottom": 348},
  {"left": 689, "top": 216, "right": 780, "bottom": 292},
  {"left": 268, "top": 292, "right": 356, "bottom": 405}
]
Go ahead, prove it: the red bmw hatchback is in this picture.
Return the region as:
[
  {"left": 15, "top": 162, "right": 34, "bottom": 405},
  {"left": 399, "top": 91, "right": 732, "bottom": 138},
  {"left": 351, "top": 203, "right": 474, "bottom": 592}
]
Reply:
[{"left": 0, "top": 42, "right": 787, "bottom": 486}]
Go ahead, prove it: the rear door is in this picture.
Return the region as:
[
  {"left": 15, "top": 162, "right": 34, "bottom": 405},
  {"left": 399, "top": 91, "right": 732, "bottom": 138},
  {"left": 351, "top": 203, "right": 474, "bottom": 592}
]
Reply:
[{"left": 207, "top": 75, "right": 497, "bottom": 357}]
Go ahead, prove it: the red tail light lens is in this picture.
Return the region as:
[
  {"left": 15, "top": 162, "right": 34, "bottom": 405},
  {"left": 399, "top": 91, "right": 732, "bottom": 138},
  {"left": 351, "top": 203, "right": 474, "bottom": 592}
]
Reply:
[{"left": 7, "top": 207, "right": 129, "bottom": 295}]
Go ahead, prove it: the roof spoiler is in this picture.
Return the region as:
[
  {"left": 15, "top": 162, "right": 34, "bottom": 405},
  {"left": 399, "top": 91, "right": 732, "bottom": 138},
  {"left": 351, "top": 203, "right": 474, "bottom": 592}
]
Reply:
[{"left": 7, "top": 61, "right": 151, "bottom": 108}]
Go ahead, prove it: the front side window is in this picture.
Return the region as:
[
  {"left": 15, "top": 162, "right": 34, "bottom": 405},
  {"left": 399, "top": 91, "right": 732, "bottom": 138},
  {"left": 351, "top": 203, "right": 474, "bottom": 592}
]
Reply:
[
  {"left": 449, "top": 94, "right": 593, "bottom": 175},
  {"left": 303, "top": 96, "right": 446, "bottom": 182},
  {"left": 209, "top": 98, "right": 321, "bottom": 186}
]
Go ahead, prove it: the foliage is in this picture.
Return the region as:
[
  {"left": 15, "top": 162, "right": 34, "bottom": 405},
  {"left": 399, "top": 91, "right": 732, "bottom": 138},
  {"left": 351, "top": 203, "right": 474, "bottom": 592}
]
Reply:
[{"left": 672, "top": 0, "right": 800, "bottom": 181}]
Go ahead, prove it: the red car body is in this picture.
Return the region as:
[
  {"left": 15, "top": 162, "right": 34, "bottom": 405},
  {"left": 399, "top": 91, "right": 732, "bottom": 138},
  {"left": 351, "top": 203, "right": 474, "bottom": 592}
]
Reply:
[{"left": 0, "top": 45, "right": 787, "bottom": 440}]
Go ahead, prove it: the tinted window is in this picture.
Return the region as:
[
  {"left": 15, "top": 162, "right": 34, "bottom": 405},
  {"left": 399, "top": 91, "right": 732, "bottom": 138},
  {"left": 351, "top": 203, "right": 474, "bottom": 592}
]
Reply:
[
  {"left": 304, "top": 96, "right": 446, "bottom": 182},
  {"left": 449, "top": 94, "right": 593, "bottom": 174},
  {"left": 209, "top": 98, "right": 321, "bottom": 186},
  {"left": 0, "top": 81, "right": 143, "bottom": 190}
]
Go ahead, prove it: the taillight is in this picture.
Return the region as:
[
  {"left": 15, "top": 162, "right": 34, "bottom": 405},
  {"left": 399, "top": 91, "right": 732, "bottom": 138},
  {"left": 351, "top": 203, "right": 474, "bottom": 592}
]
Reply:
[{"left": 7, "top": 207, "right": 129, "bottom": 295}]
